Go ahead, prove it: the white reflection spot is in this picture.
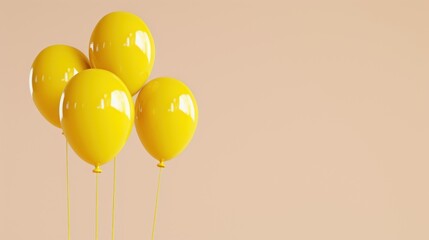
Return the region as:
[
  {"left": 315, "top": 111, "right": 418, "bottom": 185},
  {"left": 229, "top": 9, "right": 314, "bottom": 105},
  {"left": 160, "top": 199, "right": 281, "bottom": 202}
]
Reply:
[
  {"left": 59, "top": 92, "right": 65, "bottom": 121},
  {"left": 97, "top": 99, "right": 105, "bottom": 109},
  {"left": 111, "top": 90, "right": 131, "bottom": 119},
  {"left": 29, "top": 68, "right": 33, "bottom": 96},
  {"left": 179, "top": 94, "right": 195, "bottom": 120},
  {"left": 135, "top": 30, "right": 151, "bottom": 62}
]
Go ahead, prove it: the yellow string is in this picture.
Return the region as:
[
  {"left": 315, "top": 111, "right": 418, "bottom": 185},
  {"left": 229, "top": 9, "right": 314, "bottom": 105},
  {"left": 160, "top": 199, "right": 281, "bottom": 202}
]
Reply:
[
  {"left": 151, "top": 167, "right": 163, "bottom": 240},
  {"left": 66, "top": 140, "right": 71, "bottom": 240},
  {"left": 95, "top": 173, "right": 99, "bottom": 240},
  {"left": 111, "top": 157, "right": 117, "bottom": 240}
]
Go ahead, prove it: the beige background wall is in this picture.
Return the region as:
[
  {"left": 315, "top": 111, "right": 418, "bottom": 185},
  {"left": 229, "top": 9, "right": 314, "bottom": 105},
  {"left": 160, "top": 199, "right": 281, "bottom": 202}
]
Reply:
[{"left": 1, "top": 0, "right": 429, "bottom": 239}]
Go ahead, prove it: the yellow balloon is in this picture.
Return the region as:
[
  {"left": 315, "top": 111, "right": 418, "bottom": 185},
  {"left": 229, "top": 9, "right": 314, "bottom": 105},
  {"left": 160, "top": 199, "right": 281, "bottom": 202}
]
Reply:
[
  {"left": 30, "top": 45, "right": 90, "bottom": 127},
  {"left": 89, "top": 11, "right": 155, "bottom": 96},
  {"left": 135, "top": 77, "right": 198, "bottom": 167},
  {"left": 60, "top": 69, "right": 135, "bottom": 173}
]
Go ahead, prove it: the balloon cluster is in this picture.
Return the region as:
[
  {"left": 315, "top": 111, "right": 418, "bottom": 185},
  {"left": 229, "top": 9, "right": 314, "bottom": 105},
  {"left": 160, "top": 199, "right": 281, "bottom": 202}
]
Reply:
[{"left": 30, "top": 11, "right": 198, "bottom": 173}]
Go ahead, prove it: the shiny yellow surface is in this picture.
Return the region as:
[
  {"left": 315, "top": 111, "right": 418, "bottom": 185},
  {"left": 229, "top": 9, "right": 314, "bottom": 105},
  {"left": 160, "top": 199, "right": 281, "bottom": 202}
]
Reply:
[
  {"left": 135, "top": 77, "right": 198, "bottom": 164},
  {"left": 60, "top": 69, "right": 134, "bottom": 173},
  {"left": 30, "top": 45, "right": 90, "bottom": 127},
  {"left": 89, "top": 11, "right": 155, "bottom": 96}
]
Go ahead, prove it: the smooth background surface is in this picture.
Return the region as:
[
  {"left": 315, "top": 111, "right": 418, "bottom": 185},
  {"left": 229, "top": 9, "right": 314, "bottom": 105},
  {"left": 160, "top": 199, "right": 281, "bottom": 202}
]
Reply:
[{"left": 1, "top": 1, "right": 429, "bottom": 239}]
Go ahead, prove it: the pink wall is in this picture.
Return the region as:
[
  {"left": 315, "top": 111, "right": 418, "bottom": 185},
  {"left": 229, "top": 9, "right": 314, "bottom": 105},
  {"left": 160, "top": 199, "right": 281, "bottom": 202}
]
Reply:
[{"left": 1, "top": 1, "right": 429, "bottom": 239}]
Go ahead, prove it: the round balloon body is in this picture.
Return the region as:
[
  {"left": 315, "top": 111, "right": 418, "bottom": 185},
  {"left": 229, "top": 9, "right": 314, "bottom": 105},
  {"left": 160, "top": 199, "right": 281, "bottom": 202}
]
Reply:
[
  {"left": 30, "top": 45, "right": 90, "bottom": 128},
  {"left": 89, "top": 11, "right": 155, "bottom": 96},
  {"left": 60, "top": 69, "right": 135, "bottom": 173},
  {"left": 135, "top": 77, "right": 198, "bottom": 165}
]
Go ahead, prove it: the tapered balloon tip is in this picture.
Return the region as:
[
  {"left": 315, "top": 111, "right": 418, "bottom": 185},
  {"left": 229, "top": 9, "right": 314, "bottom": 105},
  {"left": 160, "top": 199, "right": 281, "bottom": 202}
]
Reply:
[
  {"left": 93, "top": 166, "right": 103, "bottom": 173},
  {"left": 157, "top": 161, "right": 165, "bottom": 168}
]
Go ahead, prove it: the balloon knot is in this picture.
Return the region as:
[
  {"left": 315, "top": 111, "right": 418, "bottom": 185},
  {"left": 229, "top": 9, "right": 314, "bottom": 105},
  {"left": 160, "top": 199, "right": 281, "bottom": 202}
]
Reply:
[
  {"left": 157, "top": 161, "right": 165, "bottom": 168},
  {"left": 93, "top": 166, "right": 102, "bottom": 173}
]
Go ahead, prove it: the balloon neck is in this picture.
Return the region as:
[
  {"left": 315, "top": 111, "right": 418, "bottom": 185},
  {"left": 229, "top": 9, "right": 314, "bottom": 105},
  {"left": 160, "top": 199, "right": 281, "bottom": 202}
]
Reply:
[
  {"left": 157, "top": 161, "right": 165, "bottom": 168},
  {"left": 93, "top": 166, "right": 102, "bottom": 173}
]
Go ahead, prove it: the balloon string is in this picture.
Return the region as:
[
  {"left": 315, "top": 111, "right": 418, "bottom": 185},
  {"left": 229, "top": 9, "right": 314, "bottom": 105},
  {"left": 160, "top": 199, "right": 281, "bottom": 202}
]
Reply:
[
  {"left": 111, "top": 157, "right": 117, "bottom": 240},
  {"left": 151, "top": 167, "right": 163, "bottom": 240},
  {"left": 66, "top": 140, "right": 71, "bottom": 240},
  {"left": 95, "top": 173, "right": 99, "bottom": 240}
]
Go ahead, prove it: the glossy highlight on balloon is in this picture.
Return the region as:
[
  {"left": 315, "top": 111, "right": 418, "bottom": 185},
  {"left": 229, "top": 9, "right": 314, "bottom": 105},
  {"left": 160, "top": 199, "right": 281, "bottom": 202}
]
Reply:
[
  {"left": 135, "top": 77, "right": 198, "bottom": 165},
  {"left": 30, "top": 45, "right": 90, "bottom": 128},
  {"left": 60, "top": 69, "right": 135, "bottom": 173},
  {"left": 89, "top": 11, "right": 155, "bottom": 96}
]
